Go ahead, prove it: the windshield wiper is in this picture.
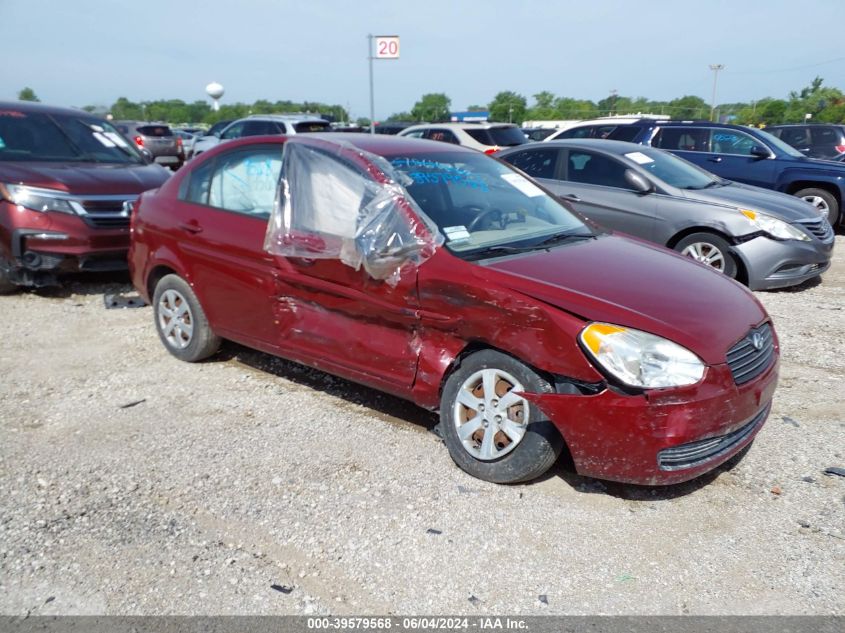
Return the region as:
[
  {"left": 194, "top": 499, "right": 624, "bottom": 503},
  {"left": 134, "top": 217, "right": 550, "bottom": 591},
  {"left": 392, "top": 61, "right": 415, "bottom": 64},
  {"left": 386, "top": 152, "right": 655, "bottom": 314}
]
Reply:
[{"left": 463, "top": 231, "right": 595, "bottom": 261}]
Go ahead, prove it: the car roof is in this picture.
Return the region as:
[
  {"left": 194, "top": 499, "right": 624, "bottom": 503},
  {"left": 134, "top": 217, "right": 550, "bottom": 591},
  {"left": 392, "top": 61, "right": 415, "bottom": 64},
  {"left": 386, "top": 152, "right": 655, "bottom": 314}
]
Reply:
[
  {"left": 241, "top": 114, "right": 328, "bottom": 123},
  {"left": 0, "top": 100, "right": 105, "bottom": 118},
  {"left": 200, "top": 133, "right": 478, "bottom": 157},
  {"left": 509, "top": 138, "right": 646, "bottom": 154},
  {"left": 402, "top": 122, "right": 517, "bottom": 131}
]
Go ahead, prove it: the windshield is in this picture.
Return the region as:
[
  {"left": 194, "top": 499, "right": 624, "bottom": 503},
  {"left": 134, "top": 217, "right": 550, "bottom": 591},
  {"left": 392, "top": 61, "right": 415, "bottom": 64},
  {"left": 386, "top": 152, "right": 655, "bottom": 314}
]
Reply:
[
  {"left": 0, "top": 109, "right": 145, "bottom": 164},
  {"left": 384, "top": 151, "right": 590, "bottom": 257},
  {"left": 465, "top": 126, "right": 527, "bottom": 147},
  {"left": 622, "top": 147, "right": 718, "bottom": 190},
  {"left": 756, "top": 128, "right": 805, "bottom": 158}
]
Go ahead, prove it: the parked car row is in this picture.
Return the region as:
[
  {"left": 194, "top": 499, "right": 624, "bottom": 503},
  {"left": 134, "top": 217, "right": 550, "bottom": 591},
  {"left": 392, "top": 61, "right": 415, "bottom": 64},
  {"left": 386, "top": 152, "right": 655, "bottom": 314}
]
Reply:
[{"left": 187, "top": 114, "right": 332, "bottom": 159}]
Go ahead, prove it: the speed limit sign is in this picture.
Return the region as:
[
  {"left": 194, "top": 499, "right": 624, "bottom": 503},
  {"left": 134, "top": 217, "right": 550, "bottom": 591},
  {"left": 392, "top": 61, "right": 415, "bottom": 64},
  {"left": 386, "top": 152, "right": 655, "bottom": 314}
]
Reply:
[{"left": 375, "top": 36, "right": 400, "bottom": 59}]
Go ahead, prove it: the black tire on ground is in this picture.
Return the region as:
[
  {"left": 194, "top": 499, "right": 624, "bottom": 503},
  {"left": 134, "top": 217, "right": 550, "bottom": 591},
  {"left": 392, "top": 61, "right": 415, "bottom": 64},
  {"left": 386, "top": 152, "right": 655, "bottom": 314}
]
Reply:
[
  {"left": 794, "top": 187, "right": 839, "bottom": 226},
  {"left": 674, "top": 232, "right": 738, "bottom": 279},
  {"left": 0, "top": 255, "right": 19, "bottom": 295},
  {"left": 152, "top": 274, "right": 221, "bottom": 362},
  {"left": 439, "top": 350, "right": 563, "bottom": 484}
]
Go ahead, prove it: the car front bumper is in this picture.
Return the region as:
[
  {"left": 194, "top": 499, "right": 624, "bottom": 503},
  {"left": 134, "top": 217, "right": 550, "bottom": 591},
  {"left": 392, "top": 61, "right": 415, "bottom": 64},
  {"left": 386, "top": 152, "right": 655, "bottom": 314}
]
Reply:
[
  {"left": 523, "top": 356, "right": 779, "bottom": 486},
  {"left": 734, "top": 235, "right": 834, "bottom": 290},
  {"left": 1, "top": 203, "right": 129, "bottom": 286}
]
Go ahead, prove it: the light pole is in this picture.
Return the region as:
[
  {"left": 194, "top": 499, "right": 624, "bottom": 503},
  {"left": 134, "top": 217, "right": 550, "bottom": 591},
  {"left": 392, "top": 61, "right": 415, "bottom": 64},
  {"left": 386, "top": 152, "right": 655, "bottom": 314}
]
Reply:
[{"left": 709, "top": 64, "right": 724, "bottom": 122}]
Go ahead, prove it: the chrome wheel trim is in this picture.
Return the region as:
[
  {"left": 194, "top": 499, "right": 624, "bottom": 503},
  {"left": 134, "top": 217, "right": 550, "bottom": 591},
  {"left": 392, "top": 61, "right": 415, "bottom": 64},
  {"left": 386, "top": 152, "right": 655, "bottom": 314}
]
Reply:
[
  {"left": 157, "top": 289, "right": 194, "bottom": 350},
  {"left": 800, "top": 195, "right": 830, "bottom": 222},
  {"left": 681, "top": 242, "right": 726, "bottom": 271},
  {"left": 452, "top": 368, "right": 529, "bottom": 461}
]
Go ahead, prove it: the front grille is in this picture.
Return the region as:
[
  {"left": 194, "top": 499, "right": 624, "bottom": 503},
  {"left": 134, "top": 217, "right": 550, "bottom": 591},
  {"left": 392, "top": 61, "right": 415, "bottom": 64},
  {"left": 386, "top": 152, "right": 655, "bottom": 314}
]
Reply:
[
  {"left": 726, "top": 322, "right": 775, "bottom": 385},
  {"left": 657, "top": 405, "right": 769, "bottom": 471},
  {"left": 76, "top": 197, "right": 135, "bottom": 229},
  {"left": 796, "top": 217, "right": 834, "bottom": 241}
]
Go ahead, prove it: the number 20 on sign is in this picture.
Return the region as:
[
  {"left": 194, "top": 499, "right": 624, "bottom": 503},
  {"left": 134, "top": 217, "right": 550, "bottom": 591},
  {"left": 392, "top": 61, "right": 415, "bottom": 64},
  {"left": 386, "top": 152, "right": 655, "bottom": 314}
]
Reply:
[{"left": 375, "top": 36, "right": 400, "bottom": 59}]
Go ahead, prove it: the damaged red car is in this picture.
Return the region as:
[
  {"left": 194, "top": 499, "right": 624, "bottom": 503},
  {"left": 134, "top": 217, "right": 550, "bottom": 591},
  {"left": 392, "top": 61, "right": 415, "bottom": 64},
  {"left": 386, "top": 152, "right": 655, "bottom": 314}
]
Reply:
[{"left": 129, "top": 134, "right": 779, "bottom": 485}]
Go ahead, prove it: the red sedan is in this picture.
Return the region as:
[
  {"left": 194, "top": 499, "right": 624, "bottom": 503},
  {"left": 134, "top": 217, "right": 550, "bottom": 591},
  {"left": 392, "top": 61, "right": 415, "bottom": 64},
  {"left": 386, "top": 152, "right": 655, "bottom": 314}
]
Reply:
[{"left": 129, "top": 134, "right": 778, "bottom": 485}]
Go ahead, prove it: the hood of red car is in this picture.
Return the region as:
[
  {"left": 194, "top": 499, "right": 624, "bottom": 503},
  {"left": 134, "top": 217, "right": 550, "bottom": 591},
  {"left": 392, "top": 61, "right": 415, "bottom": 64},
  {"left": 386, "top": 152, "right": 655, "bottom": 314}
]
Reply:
[
  {"left": 0, "top": 161, "right": 170, "bottom": 195},
  {"left": 483, "top": 234, "right": 768, "bottom": 365}
]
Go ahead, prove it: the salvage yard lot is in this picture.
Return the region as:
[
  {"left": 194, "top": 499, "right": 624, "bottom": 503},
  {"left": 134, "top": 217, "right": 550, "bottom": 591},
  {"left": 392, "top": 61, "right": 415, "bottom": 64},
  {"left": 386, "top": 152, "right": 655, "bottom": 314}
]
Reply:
[{"left": 1, "top": 237, "right": 843, "bottom": 616}]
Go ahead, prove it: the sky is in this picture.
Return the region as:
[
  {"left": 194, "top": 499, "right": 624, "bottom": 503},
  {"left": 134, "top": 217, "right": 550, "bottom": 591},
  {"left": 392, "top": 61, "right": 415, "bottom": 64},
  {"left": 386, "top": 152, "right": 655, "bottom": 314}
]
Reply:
[{"left": 3, "top": 0, "right": 845, "bottom": 121}]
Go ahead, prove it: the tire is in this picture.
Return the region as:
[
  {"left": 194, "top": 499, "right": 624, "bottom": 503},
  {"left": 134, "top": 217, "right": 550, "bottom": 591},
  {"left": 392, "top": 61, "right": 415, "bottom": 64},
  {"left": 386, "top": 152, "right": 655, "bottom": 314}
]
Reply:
[
  {"left": 439, "top": 350, "right": 563, "bottom": 484},
  {"left": 152, "top": 274, "right": 220, "bottom": 362},
  {"left": 794, "top": 187, "right": 839, "bottom": 226},
  {"left": 674, "top": 232, "right": 738, "bottom": 279},
  {"left": 0, "top": 254, "right": 19, "bottom": 295}
]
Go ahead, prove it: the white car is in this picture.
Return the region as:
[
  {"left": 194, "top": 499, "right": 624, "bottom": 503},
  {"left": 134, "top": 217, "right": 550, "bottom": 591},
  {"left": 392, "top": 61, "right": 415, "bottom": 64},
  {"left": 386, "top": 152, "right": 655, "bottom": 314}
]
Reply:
[
  {"left": 543, "top": 115, "right": 670, "bottom": 142},
  {"left": 190, "top": 114, "right": 331, "bottom": 158},
  {"left": 398, "top": 122, "right": 527, "bottom": 154}
]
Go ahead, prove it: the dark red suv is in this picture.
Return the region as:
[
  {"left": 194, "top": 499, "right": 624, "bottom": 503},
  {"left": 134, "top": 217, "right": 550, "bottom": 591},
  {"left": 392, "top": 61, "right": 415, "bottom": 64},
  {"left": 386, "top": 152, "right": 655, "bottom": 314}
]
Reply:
[
  {"left": 129, "top": 134, "right": 779, "bottom": 486},
  {"left": 0, "top": 101, "right": 171, "bottom": 291}
]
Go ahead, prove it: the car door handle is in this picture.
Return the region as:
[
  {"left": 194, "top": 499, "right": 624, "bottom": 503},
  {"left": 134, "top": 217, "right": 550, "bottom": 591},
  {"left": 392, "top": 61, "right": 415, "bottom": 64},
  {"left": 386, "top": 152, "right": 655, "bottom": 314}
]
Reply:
[
  {"left": 708, "top": 156, "right": 722, "bottom": 163},
  {"left": 561, "top": 193, "right": 581, "bottom": 202},
  {"left": 178, "top": 221, "right": 203, "bottom": 234}
]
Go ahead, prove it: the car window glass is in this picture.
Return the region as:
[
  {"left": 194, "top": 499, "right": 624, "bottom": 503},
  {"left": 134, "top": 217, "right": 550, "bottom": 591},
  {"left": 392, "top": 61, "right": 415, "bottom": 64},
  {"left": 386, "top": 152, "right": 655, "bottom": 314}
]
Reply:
[
  {"left": 652, "top": 127, "right": 709, "bottom": 152},
  {"left": 558, "top": 126, "right": 595, "bottom": 139},
  {"left": 501, "top": 148, "right": 558, "bottom": 179},
  {"left": 220, "top": 122, "right": 245, "bottom": 140},
  {"left": 778, "top": 127, "right": 810, "bottom": 146},
  {"left": 425, "top": 129, "right": 459, "bottom": 144},
  {"left": 137, "top": 125, "right": 172, "bottom": 137},
  {"left": 566, "top": 151, "right": 636, "bottom": 190},
  {"left": 181, "top": 157, "right": 215, "bottom": 204},
  {"left": 607, "top": 126, "right": 640, "bottom": 142},
  {"left": 710, "top": 129, "right": 759, "bottom": 155},
  {"left": 207, "top": 147, "right": 283, "bottom": 218},
  {"left": 403, "top": 130, "right": 425, "bottom": 139},
  {"left": 242, "top": 120, "right": 280, "bottom": 136},
  {"left": 293, "top": 121, "right": 332, "bottom": 133},
  {"left": 813, "top": 127, "right": 838, "bottom": 144}
]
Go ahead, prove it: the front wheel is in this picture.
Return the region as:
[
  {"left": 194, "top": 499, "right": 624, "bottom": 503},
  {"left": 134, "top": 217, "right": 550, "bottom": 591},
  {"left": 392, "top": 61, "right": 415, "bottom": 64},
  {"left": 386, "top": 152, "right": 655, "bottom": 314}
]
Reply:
[
  {"left": 674, "top": 232, "right": 738, "bottom": 279},
  {"left": 439, "top": 350, "right": 563, "bottom": 484},
  {"left": 152, "top": 274, "right": 220, "bottom": 362},
  {"left": 795, "top": 188, "right": 839, "bottom": 226}
]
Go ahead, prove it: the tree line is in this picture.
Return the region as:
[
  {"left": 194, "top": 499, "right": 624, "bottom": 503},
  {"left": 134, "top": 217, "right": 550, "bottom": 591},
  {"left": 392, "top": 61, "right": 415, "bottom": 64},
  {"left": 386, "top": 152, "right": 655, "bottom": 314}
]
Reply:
[{"left": 16, "top": 76, "right": 845, "bottom": 127}]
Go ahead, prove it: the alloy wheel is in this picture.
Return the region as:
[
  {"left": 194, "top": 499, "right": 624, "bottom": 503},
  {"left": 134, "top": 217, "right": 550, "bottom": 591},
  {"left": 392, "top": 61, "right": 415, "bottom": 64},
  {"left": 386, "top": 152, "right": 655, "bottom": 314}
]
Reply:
[
  {"left": 800, "top": 195, "right": 830, "bottom": 222},
  {"left": 681, "top": 242, "right": 726, "bottom": 271},
  {"left": 157, "top": 289, "right": 194, "bottom": 349}
]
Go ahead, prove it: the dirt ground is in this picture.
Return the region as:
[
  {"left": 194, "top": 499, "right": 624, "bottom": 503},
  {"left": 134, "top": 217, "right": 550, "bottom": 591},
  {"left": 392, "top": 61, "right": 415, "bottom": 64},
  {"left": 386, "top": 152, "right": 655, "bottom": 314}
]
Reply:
[{"left": 0, "top": 237, "right": 843, "bottom": 616}]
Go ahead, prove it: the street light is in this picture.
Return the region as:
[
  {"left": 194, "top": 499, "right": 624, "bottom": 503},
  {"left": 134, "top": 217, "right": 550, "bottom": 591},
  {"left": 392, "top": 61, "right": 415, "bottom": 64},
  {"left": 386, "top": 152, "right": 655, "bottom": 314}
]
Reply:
[{"left": 709, "top": 64, "right": 724, "bottom": 122}]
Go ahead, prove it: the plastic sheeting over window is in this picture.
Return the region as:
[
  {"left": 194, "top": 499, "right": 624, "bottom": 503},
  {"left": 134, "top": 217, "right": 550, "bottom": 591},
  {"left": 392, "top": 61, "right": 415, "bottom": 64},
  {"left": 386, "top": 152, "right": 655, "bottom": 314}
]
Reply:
[{"left": 264, "top": 137, "right": 444, "bottom": 285}]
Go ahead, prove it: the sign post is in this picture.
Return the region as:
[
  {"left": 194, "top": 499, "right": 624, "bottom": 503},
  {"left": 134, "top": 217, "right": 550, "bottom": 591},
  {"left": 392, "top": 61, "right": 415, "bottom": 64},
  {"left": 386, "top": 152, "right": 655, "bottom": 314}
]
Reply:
[{"left": 368, "top": 34, "right": 400, "bottom": 134}]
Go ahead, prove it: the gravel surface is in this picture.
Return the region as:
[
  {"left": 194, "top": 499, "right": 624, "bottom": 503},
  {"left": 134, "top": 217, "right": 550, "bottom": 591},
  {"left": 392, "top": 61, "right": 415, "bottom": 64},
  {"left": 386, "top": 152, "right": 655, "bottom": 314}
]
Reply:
[{"left": 1, "top": 237, "right": 843, "bottom": 616}]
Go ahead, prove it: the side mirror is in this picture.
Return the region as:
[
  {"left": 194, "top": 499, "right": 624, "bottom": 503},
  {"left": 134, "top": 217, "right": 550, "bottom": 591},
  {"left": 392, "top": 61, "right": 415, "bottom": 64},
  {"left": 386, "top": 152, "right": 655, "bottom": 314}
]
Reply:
[
  {"left": 139, "top": 148, "right": 154, "bottom": 164},
  {"left": 624, "top": 169, "right": 654, "bottom": 194},
  {"left": 750, "top": 145, "right": 770, "bottom": 159}
]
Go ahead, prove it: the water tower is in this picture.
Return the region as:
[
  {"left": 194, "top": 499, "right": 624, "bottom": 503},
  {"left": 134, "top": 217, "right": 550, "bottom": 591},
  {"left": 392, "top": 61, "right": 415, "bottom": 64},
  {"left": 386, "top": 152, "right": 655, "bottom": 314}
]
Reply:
[{"left": 206, "top": 82, "right": 224, "bottom": 111}]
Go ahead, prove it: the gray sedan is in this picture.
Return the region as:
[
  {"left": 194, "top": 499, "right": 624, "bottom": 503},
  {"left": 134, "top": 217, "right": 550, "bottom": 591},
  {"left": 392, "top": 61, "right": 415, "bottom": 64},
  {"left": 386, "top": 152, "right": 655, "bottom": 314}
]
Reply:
[{"left": 497, "top": 139, "right": 835, "bottom": 290}]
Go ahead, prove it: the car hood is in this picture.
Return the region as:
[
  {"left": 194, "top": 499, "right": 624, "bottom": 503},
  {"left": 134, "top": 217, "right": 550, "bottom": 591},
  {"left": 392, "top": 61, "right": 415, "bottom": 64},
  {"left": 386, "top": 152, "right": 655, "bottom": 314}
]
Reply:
[
  {"left": 0, "top": 161, "right": 170, "bottom": 195},
  {"left": 683, "top": 181, "right": 820, "bottom": 222},
  {"left": 483, "top": 234, "right": 767, "bottom": 365}
]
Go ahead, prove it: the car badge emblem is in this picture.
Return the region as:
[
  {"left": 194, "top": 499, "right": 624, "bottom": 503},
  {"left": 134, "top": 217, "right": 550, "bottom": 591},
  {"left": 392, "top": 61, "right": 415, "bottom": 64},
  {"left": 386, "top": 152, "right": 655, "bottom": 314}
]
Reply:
[{"left": 751, "top": 332, "right": 764, "bottom": 351}]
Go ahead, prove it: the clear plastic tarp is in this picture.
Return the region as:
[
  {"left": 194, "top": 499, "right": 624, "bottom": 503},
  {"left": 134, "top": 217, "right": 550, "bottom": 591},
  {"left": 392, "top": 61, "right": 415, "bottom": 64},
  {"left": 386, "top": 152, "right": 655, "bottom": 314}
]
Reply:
[{"left": 264, "top": 137, "right": 444, "bottom": 285}]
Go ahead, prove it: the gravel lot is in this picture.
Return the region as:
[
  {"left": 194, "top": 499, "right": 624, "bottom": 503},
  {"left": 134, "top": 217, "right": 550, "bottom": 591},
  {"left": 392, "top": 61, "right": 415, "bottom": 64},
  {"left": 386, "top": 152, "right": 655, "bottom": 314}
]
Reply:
[{"left": 1, "top": 237, "right": 843, "bottom": 616}]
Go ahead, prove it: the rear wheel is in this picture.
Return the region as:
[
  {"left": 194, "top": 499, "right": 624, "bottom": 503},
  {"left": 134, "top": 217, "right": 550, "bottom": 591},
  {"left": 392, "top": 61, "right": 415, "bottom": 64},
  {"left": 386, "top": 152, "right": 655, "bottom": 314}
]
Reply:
[
  {"left": 152, "top": 274, "right": 220, "bottom": 362},
  {"left": 674, "top": 232, "right": 738, "bottom": 279},
  {"left": 439, "top": 350, "right": 563, "bottom": 484},
  {"left": 795, "top": 188, "right": 839, "bottom": 226}
]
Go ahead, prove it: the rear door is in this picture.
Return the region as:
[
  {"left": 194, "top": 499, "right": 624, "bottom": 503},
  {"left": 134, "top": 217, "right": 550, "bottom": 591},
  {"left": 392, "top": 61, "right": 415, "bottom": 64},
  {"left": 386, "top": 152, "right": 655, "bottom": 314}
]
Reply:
[{"left": 173, "top": 143, "right": 284, "bottom": 347}]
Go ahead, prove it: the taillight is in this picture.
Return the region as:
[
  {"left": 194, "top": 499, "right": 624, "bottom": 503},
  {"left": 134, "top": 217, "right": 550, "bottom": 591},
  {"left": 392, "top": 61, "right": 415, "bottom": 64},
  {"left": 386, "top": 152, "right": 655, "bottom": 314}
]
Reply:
[
  {"left": 176, "top": 137, "right": 183, "bottom": 149},
  {"left": 134, "top": 136, "right": 144, "bottom": 147},
  {"left": 484, "top": 147, "right": 499, "bottom": 155},
  {"left": 835, "top": 144, "right": 845, "bottom": 154}
]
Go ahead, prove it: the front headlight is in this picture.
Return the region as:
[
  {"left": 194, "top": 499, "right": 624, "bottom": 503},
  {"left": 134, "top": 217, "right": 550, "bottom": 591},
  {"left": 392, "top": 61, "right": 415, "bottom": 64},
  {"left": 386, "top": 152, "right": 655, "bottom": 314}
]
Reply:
[
  {"left": 740, "top": 209, "right": 810, "bottom": 241},
  {"left": 0, "top": 184, "right": 77, "bottom": 214},
  {"left": 580, "top": 323, "right": 705, "bottom": 389}
]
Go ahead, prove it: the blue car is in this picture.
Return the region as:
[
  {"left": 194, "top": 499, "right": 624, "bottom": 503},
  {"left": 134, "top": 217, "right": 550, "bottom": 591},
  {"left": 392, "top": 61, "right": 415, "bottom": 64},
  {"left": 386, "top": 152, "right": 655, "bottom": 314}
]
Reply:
[{"left": 549, "top": 119, "right": 845, "bottom": 227}]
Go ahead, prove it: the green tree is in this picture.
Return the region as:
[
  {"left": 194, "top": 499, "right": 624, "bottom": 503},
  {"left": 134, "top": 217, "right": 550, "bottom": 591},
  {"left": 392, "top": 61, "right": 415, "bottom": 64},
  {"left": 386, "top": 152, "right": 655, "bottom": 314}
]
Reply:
[
  {"left": 18, "top": 87, "right": 39, "bottom": 102},
  {"left": 387, "top": 111, "right": 414, "bottom": 121},
  {"left": 667, "top": 95, "right": 708, "bottom": 120},
  {"left": 411, "top": 93, "right": 451, "bottom": 122},
  {"left": 553, "top": 97, "right": 598, "bottom": 119},
  {"left": 525, "top": 91, "right": 559, "bottom": 120},
  {"left": 356, "top": 117, "right": 372, "bottom": 127},
  {"left": 110, "top": 97, "right": 144, "bottom": 120},
  {"left": 488, "top": 91, "right": 526, "bottom": 123}
]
